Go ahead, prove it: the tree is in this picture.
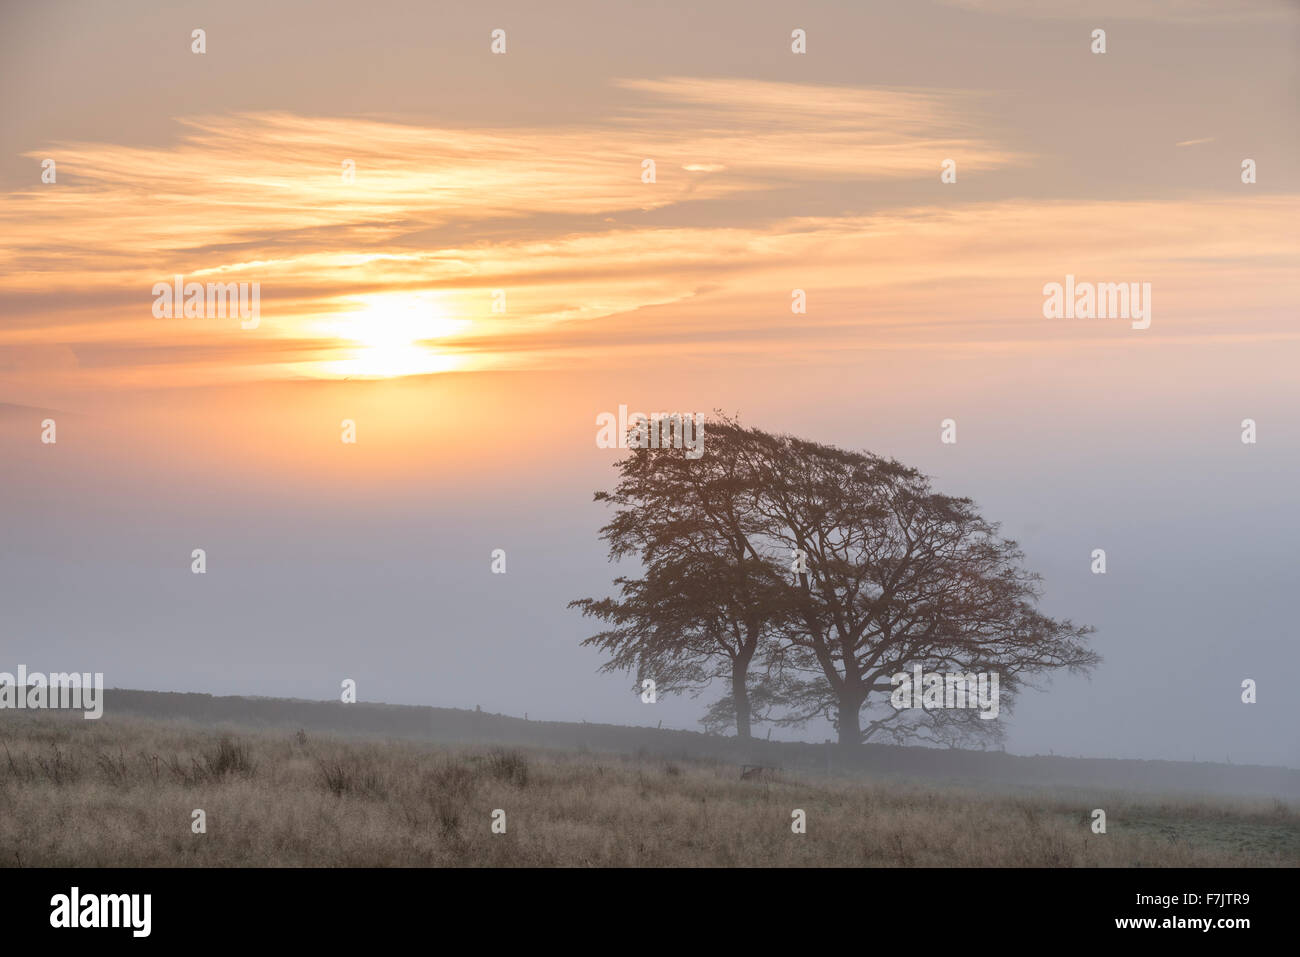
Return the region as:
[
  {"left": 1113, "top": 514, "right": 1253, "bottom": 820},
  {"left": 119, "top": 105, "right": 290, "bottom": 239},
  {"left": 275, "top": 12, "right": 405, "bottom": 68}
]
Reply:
[
  {"left": 736, "top": 428, "right": 1100, "bottom": 748},
  {"left": 570, "top": 419, "right": 791, "bottom": 739},
  {"left": 574, "top": 420, "right": 1099, "bottom": 750}
]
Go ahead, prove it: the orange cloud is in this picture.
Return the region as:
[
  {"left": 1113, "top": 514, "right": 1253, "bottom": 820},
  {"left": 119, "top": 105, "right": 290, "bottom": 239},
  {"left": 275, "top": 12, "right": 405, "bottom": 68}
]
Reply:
[{"left": 1, "top": 78, "right": 1295, "bottom": 397}]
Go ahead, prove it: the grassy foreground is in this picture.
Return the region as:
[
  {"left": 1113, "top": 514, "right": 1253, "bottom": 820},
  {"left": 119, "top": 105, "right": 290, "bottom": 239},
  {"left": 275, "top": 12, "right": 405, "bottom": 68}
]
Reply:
[{"left": 1, "top": 712, "right": 1295, "bottom": 867}]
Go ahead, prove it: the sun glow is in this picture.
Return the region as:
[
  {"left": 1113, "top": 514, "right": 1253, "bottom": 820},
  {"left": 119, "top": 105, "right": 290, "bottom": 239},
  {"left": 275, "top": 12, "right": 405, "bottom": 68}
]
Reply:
[{"left": 320, "top": 294, "right": 469, "bottom": 378}]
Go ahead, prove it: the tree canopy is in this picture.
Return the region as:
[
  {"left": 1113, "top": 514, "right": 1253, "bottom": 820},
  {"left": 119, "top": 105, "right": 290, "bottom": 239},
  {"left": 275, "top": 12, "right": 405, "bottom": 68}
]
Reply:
[{"left": 573, "top": 417, "right": 1099, "bottom": 748}]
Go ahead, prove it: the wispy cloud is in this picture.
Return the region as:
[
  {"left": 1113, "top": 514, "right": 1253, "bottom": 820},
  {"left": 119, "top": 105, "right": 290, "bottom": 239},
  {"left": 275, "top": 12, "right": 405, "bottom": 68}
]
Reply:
[{"left": 1, "top": 77, "right": 1296, "bottom": 394}]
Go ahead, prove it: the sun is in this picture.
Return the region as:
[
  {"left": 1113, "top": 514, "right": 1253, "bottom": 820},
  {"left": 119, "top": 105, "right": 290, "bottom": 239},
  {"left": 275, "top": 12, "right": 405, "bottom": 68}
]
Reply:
[{"left": 322, "top": 293, "right": 469, "bottom": 378}]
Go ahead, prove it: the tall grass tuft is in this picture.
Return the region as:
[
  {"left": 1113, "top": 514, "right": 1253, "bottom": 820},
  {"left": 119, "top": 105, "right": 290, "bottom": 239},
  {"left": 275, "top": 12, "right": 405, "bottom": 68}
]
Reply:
[{"left": 486, "top": 748, "right": 529, "bottom": 787}]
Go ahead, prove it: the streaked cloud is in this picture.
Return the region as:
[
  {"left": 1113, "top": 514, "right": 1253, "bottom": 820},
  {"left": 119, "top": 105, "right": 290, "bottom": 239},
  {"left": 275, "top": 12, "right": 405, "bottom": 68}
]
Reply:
[{"left": 1, "top": 75, "right": 1295, "bottom": 396}]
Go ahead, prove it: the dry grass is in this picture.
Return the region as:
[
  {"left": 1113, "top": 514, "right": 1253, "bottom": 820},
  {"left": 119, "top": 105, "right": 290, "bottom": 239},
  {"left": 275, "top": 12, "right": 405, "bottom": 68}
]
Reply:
[{"left": 1, "top": 712, "right": 1295, "bottom": 867}]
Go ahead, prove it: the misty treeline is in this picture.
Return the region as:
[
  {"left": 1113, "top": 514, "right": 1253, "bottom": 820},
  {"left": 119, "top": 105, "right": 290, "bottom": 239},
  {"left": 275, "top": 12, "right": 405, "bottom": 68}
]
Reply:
[{"left": 571, "top": 416, "right": 1100, "bottom": 749}]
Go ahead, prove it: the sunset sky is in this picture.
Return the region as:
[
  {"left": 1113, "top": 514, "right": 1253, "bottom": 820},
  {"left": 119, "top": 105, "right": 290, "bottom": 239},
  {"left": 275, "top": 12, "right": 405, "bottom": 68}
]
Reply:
[{"left": 2, "top": 0, "right": 1297, "bottom": 766}]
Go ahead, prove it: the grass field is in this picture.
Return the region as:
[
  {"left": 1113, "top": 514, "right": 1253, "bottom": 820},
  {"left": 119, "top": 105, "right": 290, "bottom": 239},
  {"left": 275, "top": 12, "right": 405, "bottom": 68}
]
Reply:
[{"left": 1, "top": 711, "right": 1295, "bottom": 867}]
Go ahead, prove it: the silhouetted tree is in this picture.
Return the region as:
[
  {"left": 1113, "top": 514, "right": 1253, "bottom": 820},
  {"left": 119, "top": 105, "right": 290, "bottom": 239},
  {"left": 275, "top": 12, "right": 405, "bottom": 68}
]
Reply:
[
  {"left": 575, "top": 420, "right": 1099, "bottom": 750},
  {"left": 735, "top": 427, "right": 1100, "bottom": 748},
  {"left": 570, "top": 419, "right": 791, "bottom": 739}
]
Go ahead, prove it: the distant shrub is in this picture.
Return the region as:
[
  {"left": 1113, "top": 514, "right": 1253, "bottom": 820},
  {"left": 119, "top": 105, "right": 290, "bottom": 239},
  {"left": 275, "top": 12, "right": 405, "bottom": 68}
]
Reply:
[
  {"left": 95, "top": 748, "right": 130, "bottom": 786},
  {"left": 35, "top": 745, "right": 83, "bottom": 786},
  {"left": 486, "top": 748, "right": 529, "bottom": 787},
  {"left": 204, "top": 737, "right": 255, "bottom": 778},
  {"left": 316, "top": 756, "right": 383, "bottom": 797},
  {"left": 436, "top": 803, "right": 461, "bottom": 837},
  {"left": 163, "top": 736, "right": 256, "bottom": 786},
  {"left": 427, "top": 761, "right": 477, "bottom": 801}
]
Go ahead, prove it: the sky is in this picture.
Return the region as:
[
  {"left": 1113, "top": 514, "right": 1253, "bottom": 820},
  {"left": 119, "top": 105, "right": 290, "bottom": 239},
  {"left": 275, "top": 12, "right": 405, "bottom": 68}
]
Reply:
[{"left": 1, "top": 0, "right": 1297, "bottom": 767}]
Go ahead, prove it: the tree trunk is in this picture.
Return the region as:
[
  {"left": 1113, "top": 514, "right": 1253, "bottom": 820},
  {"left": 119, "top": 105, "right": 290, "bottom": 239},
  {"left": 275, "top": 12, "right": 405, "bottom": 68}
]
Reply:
[
  {"left": 731, "top": 661, "right": 752, "bottom": 739},
  {"left": 837, "top": 690, "right": 863, "bottom": 749}
]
